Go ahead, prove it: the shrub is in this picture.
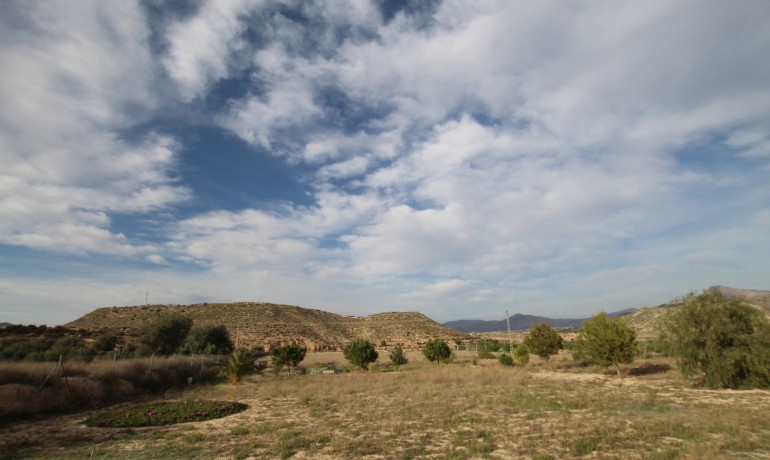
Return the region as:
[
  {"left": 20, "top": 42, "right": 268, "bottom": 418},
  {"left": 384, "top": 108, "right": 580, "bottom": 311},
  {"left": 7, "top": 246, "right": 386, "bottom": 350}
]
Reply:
[
  {"left": 662, "top": 291, "right": 770, "bottom": 389},
  {"left": 524, "top": 323, "right": 562, "bottom": 371},
  {"left": 498, "top": 354, "right": 514, "bottom": 366},
  {"left": 343, "top": 339, "right": 378, "bottom": 370},
  {"left": 478, "top": 349, "right": 496, "bottom": 359},
  {"left": 513, "top": 343, "right": 530, "bottom": 365},
  {"left": 181, "top": 324, "right": 234, "bottom": 355},
  {"left": 139, "top": 312, "right": 192, "bottom": 355},
  {"left": 573, "top": 312, "right": 637, "bottom": 377},
  {"left": 271, "top": 343, "right": 307, "bottom": 374},
  {"left": 388, "top": 344, "right": 408, "bottom": 371},
  {"left": 226, "top": 349, "right": 253, "bottom": 384},
  {"left": 422, "top": 339, "right": 452, "bottom": 364}
]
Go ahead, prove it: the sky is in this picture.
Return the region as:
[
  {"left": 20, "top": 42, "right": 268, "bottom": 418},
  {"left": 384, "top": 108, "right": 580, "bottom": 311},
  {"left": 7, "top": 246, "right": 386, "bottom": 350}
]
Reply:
[{"left": 1, "top": 0, "right": 769, "bottom": 326}]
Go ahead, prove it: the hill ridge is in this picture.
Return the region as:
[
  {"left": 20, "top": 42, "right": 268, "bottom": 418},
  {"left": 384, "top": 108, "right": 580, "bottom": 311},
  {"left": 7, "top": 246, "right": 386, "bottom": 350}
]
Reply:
[{"left": 66, "top": 302, "right": 469, "bottom": 351}]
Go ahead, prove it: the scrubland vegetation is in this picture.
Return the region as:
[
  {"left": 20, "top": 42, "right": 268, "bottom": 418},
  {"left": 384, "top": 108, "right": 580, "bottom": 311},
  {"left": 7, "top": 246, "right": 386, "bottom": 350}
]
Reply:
[{"left": 1, "top": 291, "right": 769, "bottom": 458}]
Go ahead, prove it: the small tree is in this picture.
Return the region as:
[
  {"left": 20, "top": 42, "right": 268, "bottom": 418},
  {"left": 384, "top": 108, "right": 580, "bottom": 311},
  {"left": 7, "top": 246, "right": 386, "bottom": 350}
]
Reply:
[
  {"left": 524, "top": 323, "right": 562, "bottom": 371},
  {"left": 422, "top": 339, "right": 452, "bottom": 364},
  {"left": 181, "top": 324, "right": 234, "bottom": 355},
  {"left": 389, "top": 344, "right": 409, "bottom": 371},
  {"left": 343, "top": 339, "right": 378, "bottom": 370},
  {"left": 662, "top": 291, "right": 770, "bottom": 389},
  {"left": 513, "top": 343, "right": 530, "bottom": 366},
  {"left": 271, "top": 343, "right": 307, "bottom": 374},
  {"left": 139, "top": 312, "right": 192, "bottom": 355},
  {"left": 574, "top": 312, "right": 637, "bottom": 377}
]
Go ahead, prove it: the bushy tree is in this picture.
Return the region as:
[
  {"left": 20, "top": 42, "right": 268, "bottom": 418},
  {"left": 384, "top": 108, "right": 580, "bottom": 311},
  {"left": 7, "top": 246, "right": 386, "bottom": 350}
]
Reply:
[
  {"left": 389, "top": 344, "right": 409, "bottom": 371},
  {"left": 662, "top": 291, "right": 770, "bottom": 389},
  {"left": 343, "top": 339, "right": 378, "bottom": 370},
  {"left": 574, "top": 312, "right": 637, "bottom": 377},
  {"left": 524, "top": 323, "right": 563, "bottom": 371},
  {"left": 139, "top": 312, "right": 192, "bottom": 355},
  {"left": 514, "top": 343, "right": 530, "bottom": 365},
  {"left": 181, "top": 324, "right": 234, "bottom": 355},
  {"left": 271, "top": 343, "right": 307, "bottom": 374},
  {"left": 422, "top": 339, "right": 452, "bottom": 364},
  {"left": 91, "top": 333, "right": 118, "bottom": 353}
]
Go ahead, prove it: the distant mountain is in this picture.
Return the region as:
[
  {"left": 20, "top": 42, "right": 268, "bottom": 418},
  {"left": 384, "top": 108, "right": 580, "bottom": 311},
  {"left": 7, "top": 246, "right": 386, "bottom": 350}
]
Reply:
[
  {"left": 0, "top": 322, "right": 13, "bottom": 327},
  {"left": 444, "top": 313, "right": 589, "bottom": 333}
]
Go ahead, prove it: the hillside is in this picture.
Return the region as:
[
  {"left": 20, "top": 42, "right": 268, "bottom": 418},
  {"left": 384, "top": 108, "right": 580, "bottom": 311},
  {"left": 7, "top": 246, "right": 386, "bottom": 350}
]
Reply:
[
  {"left": 619, "top": 286, "right": 770, "bottom": 340},
  {"left": 65, "top": 302, "right": 469, "bottom": 351}
]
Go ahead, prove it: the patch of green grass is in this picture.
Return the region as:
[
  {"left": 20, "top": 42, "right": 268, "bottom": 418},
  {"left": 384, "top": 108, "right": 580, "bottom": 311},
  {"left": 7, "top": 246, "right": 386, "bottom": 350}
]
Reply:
[
  {"left": 85, "top": 400, "right": 247, "bottom": 427},
  {"left": 230, "top": 426, "right": 249, "bottom": 435}
]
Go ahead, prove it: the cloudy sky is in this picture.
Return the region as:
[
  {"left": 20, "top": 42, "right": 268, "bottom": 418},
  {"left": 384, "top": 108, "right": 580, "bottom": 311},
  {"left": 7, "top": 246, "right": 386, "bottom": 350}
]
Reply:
[{"left": 1, "top": 0, "right": 769, "bottom": 326}]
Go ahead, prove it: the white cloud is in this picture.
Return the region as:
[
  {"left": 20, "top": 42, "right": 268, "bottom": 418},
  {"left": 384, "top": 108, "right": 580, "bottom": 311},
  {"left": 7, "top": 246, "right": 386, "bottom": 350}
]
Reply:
[
  {"left": 0, "top": 1, "right": 189, "bottom": 256},
  {"left": 162, "top": 0, "right": 257, "bottom": 100}
]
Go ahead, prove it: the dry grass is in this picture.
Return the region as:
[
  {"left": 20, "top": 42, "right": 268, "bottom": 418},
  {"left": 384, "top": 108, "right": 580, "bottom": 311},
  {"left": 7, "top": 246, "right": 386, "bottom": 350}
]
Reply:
[
  {"left": 0, "top": 356, "right": 222, "bottom": 424},
  {"left": 2, "top": 353, "right": 770, "bottom": 459}
]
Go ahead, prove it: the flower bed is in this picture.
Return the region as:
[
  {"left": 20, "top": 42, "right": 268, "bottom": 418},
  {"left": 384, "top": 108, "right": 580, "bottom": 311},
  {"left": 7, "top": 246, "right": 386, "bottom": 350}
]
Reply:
[{"left": 85, "top": 400, "right": 248, "bottom": 427}]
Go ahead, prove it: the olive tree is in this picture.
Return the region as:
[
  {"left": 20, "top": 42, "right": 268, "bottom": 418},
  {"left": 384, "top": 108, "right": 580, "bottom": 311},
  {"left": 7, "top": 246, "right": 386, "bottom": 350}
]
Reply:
[
  {"left": 574, "top": 312, "right": 637, "bottom": 377},
  {"left": 422, "top": 339, "right": 452, "bottom": 364},
  {"left": 343, "top": 339, "right": 379, "bottom": 370},
  {"left": 524, "top": 323, "right": 562, "bottom": 371},
  {"left": 662, "top": 291, "right": 770, "bottom": 389},
  {"left": 139, "top": 312, "right": 192, "bottom": 355}
]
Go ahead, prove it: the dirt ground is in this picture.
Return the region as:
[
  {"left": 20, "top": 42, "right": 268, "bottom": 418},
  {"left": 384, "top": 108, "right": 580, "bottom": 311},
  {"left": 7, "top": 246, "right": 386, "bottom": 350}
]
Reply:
[{"left": 2, "top": 352, "right": 770, "bottom": 459}]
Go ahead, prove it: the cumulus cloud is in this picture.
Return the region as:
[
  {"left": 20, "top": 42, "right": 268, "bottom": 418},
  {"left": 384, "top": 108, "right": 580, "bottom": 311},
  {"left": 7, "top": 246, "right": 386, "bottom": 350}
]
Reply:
[
  {"left": 3, "top": 0, "right": 770, "bottom": 324},
  {"left": 0, "top": 1, "right": 189, "bottom": 256}
]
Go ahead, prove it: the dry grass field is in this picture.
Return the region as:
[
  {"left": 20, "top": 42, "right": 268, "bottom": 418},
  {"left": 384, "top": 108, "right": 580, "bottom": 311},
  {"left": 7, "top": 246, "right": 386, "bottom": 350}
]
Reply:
[{"left": 2, "top": 350, "right": 770, "bottom": 459}]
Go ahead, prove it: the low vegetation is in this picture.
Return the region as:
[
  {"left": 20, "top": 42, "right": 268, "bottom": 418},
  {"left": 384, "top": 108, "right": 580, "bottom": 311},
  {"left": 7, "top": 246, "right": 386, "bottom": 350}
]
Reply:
[
  {"left": 85, "top": 400, "right": 248, "bottom": 427},
  {"left": 662, "top": 291, "right": 770, "bottom": 388},
  {"left": 342, "top": 339, "right": 378, "bottom": 370},
  {"left": 574, "top": 312, "right": 638, "bottom": 377},
  {"left": 422, "top": 338, "right": 452, "bottom": 364},
  {"left": 524, "top": 323, "right": 563, "bottom": 371}
]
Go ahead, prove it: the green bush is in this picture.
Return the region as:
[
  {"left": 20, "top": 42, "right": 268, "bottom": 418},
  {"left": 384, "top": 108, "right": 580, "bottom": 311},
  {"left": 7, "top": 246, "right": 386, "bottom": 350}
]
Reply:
[
  {"left": 514, "top": 343, "right": 530, "bottom": 365},
  {"left": 271, "top": 343, "right": 307, "bottom": 373},
  {"left": 343, "top": 339, "right": 378, "bottom": 370},
  {"left": 423, "top": 339, "right": 452, "bottom": 364},
  {"left": 478, "top": 349, "right": 496, "bottom": 359},
  {"left": 139, "top": 312, "right": 192, "bottom": 355},
  {"left": 498, "top": 354, "right": 514, "bottom": 366},
  {"left": 181, "top": 324, "right": 234, "bottom": 355},
  {"left": 662, "top": 291, "right": 770, "bottom": 389},
  {"left": 226, "top": 349, "right": 253, "bottom": 384},
  {"left": 574, "top": 312, "right": 637, "bottom": 377},
  {"left": 388, "top": 344, "right": 408, "bottom": 370},
  {"left": 524, "top": 323, "right": 563, "bottom": 371}
]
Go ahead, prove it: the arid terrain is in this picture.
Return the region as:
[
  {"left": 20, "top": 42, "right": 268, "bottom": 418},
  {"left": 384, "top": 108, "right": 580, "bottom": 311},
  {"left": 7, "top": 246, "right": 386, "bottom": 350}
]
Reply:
[
  {"left": 2, "top": 351, "right": 769, "bottom": 459},
  {"left": 65, "top": 303, "right": 469, "bottom": 351}
]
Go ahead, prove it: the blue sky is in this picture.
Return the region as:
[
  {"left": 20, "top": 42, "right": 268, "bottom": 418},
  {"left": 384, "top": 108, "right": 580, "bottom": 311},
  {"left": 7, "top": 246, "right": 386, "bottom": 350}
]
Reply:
[{"left": 1, "top": 0, "right": 769, "bottom": 325}]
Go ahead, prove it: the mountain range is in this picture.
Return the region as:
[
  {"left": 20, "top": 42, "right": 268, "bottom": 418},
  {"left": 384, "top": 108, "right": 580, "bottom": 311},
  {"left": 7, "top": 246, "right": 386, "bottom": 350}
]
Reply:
[{"left": 444, "top": 286, "right": 769, "bottom": 334}]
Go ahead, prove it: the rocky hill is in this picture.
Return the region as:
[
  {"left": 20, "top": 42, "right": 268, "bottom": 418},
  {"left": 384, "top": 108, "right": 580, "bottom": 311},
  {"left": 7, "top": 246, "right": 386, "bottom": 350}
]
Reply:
[{"left": 65, "top": 302, "right": 469, "bottom": 351}]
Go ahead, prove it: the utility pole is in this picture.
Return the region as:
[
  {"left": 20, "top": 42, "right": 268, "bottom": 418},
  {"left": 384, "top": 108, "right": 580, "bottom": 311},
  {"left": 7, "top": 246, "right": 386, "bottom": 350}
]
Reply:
[
  {"left": 506, "top": 309, "right": 513, "bottom": 353},
  {"left": 145, "top": 291, "right": 149, "bottom": 305}
]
